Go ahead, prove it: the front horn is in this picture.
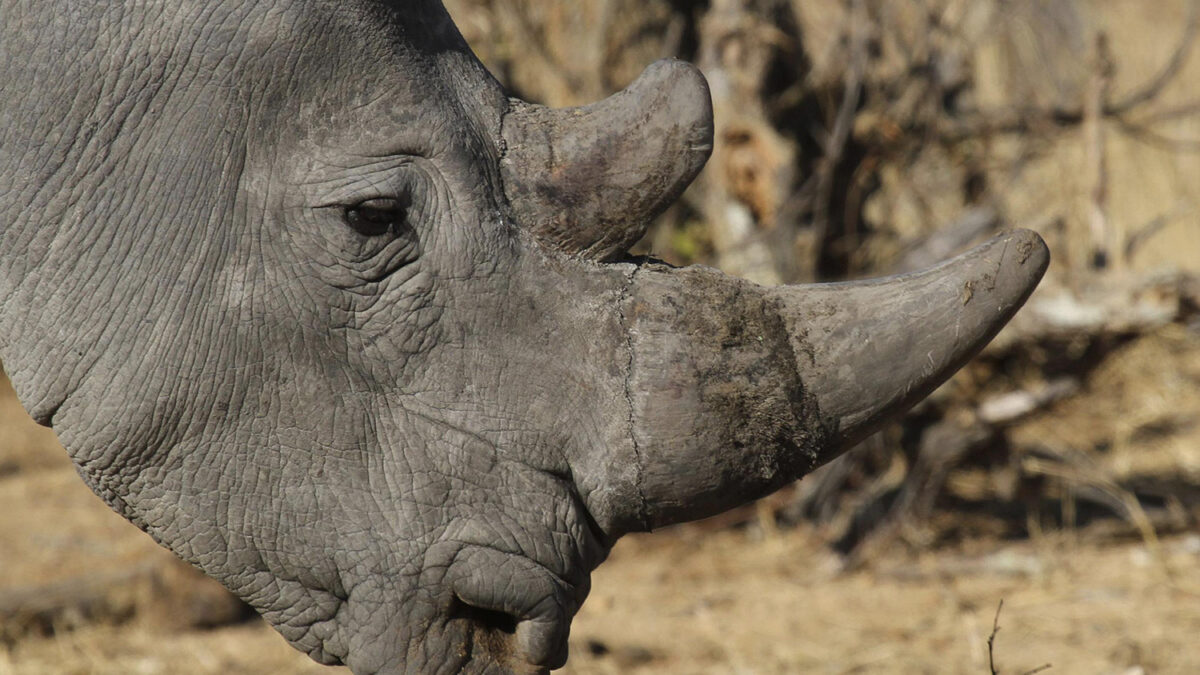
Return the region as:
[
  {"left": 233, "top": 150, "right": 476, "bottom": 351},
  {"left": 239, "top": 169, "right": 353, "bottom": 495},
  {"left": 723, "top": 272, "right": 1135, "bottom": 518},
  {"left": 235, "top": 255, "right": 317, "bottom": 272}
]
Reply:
[
  {"left": 582, "top": 229, "right": 1049, "bottom": 535},
  {"left": 500, "top": 59, "right": 714, "bottom": 261}
]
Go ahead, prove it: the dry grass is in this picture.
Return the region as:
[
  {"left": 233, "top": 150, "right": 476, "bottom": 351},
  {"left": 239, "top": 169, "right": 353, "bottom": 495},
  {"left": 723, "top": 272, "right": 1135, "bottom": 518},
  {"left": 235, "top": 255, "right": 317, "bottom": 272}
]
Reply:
[
  {"left": 4, "top": 523, "right": 1197, "bottom": 674},
  {"left": 566, "top": 528, "right": 1200, "bottom": 675},
  {"left": 1012, "top": 326, "right": 1200, "bottom": 481},
  {"left": 0, "top": 622, "right": 334, "bottom": 675}
]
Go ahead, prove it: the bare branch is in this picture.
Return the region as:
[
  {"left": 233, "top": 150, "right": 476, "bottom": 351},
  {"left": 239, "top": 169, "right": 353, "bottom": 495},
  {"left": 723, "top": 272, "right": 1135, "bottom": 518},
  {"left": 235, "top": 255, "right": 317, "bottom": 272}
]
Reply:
[
  {"left": 1128, "top": 98, "right": 1200, "bottom": 125},
  {"left": 1113, "top": 116, "right": 1200, "bottom": 153},
  {"left": 1108, "top": 0, "right": 1200, "bottom": 114},
  {"left": 988, "top": 599, "right": 1003, "bottom": 675},
  {"left": 1084, "top": 32, "right": 1115, "bottom": 269},
  {"left": 988, "top": 600, "right": 1053, "bottom": 675}
]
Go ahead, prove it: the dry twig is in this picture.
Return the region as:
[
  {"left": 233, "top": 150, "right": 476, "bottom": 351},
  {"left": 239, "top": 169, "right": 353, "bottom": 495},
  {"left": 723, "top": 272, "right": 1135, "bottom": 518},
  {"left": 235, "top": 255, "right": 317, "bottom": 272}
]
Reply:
[{"left": 988, "top": 600, "right": 1053, "bottom": 675}]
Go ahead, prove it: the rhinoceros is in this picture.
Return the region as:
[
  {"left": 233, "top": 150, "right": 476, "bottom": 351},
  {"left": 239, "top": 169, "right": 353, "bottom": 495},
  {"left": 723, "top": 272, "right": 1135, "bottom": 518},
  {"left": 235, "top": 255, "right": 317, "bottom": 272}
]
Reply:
[{"left": 0, "top": 1, "right": 1048, "bottom": 673}]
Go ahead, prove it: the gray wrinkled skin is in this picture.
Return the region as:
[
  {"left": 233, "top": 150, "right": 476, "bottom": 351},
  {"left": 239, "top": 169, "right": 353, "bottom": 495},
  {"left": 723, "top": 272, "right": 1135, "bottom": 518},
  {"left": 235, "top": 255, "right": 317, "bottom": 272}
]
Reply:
[{"left": 0, "top": 2, "right": 1049, "bottom": 673}]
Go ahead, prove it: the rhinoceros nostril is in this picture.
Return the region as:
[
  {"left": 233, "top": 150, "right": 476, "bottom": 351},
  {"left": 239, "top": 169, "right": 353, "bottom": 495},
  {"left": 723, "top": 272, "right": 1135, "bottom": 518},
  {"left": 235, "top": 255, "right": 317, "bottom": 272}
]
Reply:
[
  {"left": 450, "top": 598, "right": 519, "bottom": 636},
  {"left": 449, "top": 596, "right": 522, "bottom": 666},
  {"left": 449, "top": 595, "right": 569, "bottom": 671},
  {"left": 446, "top": 546, "right": 574, "bottom": 670}
]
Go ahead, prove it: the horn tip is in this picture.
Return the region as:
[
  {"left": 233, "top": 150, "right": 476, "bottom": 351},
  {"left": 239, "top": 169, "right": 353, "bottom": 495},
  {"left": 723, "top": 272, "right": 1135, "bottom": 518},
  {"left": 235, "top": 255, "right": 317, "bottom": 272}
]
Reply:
[
  {"left": 784, "top": 226, "right": 1051, "bottom": 449},
  {"left": 979, "top": 227, "right": 1051, "bottom": 309},
  {"left": 634, "top": 59, "right": 714, "bottom": 157}
]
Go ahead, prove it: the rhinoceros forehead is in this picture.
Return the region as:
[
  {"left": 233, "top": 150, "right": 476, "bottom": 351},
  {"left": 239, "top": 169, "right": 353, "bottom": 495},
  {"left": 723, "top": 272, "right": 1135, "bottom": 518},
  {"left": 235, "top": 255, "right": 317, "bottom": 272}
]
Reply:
[{"left": 228, "top": 1, "right": 505, "bottom": 158}]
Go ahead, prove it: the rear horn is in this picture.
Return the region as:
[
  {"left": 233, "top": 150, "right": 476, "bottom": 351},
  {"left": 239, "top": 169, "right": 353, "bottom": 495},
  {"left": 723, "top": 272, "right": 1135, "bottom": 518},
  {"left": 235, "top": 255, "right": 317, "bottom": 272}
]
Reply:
[{"left": 500, "top": 59, "right": 714, "bottom": 260}]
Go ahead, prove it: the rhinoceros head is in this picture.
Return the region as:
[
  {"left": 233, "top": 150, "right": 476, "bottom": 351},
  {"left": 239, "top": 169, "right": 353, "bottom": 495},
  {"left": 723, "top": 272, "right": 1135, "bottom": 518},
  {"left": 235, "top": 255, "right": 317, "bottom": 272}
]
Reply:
[{"left": 0, "top": 1, "right": 1047, "bottom": 673}]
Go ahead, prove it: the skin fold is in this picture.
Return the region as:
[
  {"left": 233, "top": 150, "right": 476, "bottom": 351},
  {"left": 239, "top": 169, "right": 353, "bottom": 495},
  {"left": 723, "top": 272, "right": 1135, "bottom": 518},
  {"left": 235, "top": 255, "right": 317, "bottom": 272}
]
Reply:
[{"left": 0, "top": 1, "right": 1048, "bottom": 673}]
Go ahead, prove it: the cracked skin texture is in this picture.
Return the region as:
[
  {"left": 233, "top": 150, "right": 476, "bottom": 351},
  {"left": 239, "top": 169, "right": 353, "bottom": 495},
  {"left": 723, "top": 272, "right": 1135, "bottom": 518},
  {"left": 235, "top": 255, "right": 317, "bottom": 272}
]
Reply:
[{"left": 0, "top": 1, "right": 1047, "bottom": 673}]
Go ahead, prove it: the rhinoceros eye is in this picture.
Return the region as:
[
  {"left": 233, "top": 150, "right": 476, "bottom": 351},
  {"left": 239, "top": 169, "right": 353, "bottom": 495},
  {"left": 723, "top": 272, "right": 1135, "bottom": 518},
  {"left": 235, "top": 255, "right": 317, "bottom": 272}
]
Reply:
[{"left": 344, "top": 197, "right": 408, "bottom": 237}]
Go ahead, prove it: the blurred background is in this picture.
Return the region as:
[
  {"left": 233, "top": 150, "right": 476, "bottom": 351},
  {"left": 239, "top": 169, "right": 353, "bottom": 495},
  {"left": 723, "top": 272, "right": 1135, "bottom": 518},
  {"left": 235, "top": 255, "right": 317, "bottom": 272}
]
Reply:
[{"left": 2, "top": 0, "right": 1199, "bottom": 672}]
